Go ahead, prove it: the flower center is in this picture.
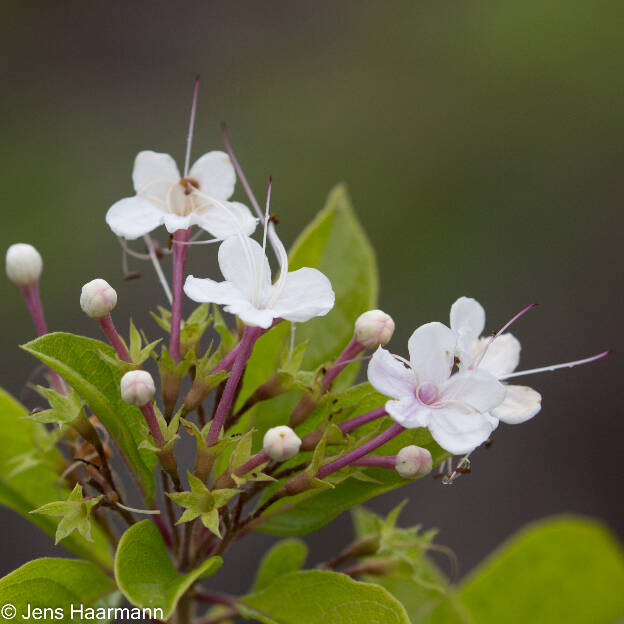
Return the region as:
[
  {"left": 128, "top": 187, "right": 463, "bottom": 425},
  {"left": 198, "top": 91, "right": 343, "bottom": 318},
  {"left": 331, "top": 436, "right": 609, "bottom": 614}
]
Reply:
[
  {"left": 416, "top": 382, "right": 439, "bottom": 405},
  {"left": 179, "top": 177, "right": 200, "bottom": 195}
]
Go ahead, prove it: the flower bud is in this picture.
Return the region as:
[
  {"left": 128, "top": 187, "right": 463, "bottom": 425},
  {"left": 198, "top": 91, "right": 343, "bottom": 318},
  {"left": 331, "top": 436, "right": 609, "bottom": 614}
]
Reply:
[
  {"left": 354, "top": 309, "right": 395, "bottom": 348},
  {"left": 80, "top": 279, "right": 117, "bottom": 318},
  {"left": 263, "top": 425, "right": 302, "bottom": 462},
  {"left": 120, "top": 370, "right": 155, "bottom": 406},
  {"left": 5, "top": 243, "right": 43, "bottom": 286},
  {"left": 395, "top": 445, "right": 433, "bottom": 478}
]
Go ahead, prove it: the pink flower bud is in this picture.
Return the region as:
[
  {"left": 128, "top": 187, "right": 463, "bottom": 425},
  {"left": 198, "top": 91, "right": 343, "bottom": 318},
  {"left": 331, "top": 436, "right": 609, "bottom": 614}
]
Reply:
[
  {"left": 120, "top": 370, "right": 155, "bottom": 406},
  {"left": 263, "top": 425, "right": 302, "bottom": 462},
  {"left": 6, "top": 243, "right": 43, "bottom": 286},
  {"left": 354, "top": 309, "right": 395, "bottom": 348},
  {"left": 395, "top": 445, "right": 433, "bottom": 478},
  {"left": 80, "top": 279, "right": 118, "bottom": 318}
]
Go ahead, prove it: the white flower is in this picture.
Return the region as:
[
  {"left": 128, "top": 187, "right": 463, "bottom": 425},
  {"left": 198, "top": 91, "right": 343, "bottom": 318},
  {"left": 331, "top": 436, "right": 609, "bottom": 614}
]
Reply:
[
  {"left": 450, "top": 297, "right": 541, "bottom": 425},
  {"left": 6, "top": 243, "right": 43, "bottom": 286},
  {"left": 367, "top": 322, "right": 506, "bottom": 455},
  {"left": 395, "top": 445, "right": 433, "bottom": 478},
  {"left": 263, "top": 425, "right": 302, "bottom": 461},
  {"left": 184, "top": 229, "right": 335, "bottom": 329},
  {"left": 106, "top": 150, "right": 257, "bottom": 239},
  {"left": 120, "top": 370, "right": 155, "bottom": 406},
  {"left": 354, "top": 309, "right": 395, "bottom": 348},
  {"left": 80, "top": 279, "right": 118, "bottom": 318}
]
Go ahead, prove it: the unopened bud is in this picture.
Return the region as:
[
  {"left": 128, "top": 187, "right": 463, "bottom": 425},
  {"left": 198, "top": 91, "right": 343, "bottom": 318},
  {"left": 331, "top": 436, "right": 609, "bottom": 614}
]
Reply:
[
  {"left": 354, "top": 309, "right": 395, "bottom": 348},
  {"left": 80, "top": 279, "right": 118, "bottom": 318},
  {"left": 395, "top": 445, "right": 433, "bottom": 478},
  {"left": 6, "top": 243, "right": 43, "bottom": 286},
  {"left": 120, "top": 370, "right": 155, "bottom": 406},
  {"left": 263, "top": 425, "right": 302, "bottom": 462}
]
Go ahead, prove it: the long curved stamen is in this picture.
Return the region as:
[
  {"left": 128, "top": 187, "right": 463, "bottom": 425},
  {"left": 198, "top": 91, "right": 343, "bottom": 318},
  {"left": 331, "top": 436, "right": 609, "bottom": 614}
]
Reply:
[
  {"left": 263, "top": 177, "right": 272, "bottom": 254},
  {"left": 473, "top": 303, "right": 538, "bottom": 368},
  {"left": 267, "top": 222, "right": 289, "bottom": 307},
  {"left": 171, "top": 237, "right": 222, "bottom": 246},
  {"left": 184, "top": 75, "right": 200, "bottom": 177},
  {"left": 143, "top": 235, "right": 173, "bottom": 303},
  {"left": 499, "top": 350, "right": 612, "bottom": 380}
]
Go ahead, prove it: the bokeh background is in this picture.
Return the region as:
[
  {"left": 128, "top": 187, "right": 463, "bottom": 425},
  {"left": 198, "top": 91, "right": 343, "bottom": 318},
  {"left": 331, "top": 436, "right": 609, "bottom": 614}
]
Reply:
[{"left": 1, "top": 0, "right": 622, "bottom": 592}]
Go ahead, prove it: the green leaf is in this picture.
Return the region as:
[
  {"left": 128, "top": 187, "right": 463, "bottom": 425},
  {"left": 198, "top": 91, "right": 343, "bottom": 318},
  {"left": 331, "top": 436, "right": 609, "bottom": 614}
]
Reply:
[
  {"left": 22, "top": 333, "right": 158, "bottom": 500},
  {"left": 240, "top": 570, "right": 410, "bottom": 623},
  {"left": 0, "top": 558, "right": 116, "bottom": 624},
  {"left": 253, "top": 539, "right": 308, "bottom": 592},
  {"left": 0, "top": 388, "right": 111, "bottom": 568},
  {"left": 443, "top": 516, "right": 624, "bottom": 624},
  {"left": 114, "top": 520, "right": 222, "bottom": 618}
]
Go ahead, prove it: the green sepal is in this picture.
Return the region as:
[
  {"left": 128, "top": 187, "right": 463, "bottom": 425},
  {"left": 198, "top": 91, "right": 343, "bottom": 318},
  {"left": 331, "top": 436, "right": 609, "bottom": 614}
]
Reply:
[
  {"left": 228, "top": 430, "right": 275, "bottom": 486},
  {"left": 150, "top": 306, "right": 172, "bottom": 333},
  {"left": 128, "top": 319, "right": 162, "bottom": 365},
  {"left": 212, "top": 304, "right": 236, "bottom": 352},
  {"left": 180, "top": 303, "right": 213, "bottom": 357},
  {"left": 27, "top": 386, "right": 84, "bottom": 426},
  {"left": 138, "top": 407, "right": 181, "bottom": 454},
  {"left": 31, "top": 484, "right": 103, "bottom": 545}
]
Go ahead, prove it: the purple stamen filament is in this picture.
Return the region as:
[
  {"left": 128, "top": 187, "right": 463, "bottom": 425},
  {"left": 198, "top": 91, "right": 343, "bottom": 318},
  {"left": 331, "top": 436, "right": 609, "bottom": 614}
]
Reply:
[{"left": 500, "top": 349, "right": 612, "bottom": 380}]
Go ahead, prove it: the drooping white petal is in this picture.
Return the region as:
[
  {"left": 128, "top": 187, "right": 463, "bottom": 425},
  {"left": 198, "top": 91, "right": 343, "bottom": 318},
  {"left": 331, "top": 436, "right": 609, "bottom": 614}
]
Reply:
[
  {"left": 368, "top": 347, "right": 417, "bottom": 400},
  {"left": 184, "top": 275, "right": 248, "bottom": 307},
  {"left": 189, "top": 151, "right": 236, "bottom": 200},
  {"left": 217, "top": 236, "right": 272, "bottom": 304},
  {"left": 428, "top": 407, "right": 495, "bottom": 455},
  {"left": 491, "top": 384, "right": 541, "bottom": 424},
  {"left": 132, "top": 151, "right": 180, "bottom": 198},
  {"left": 270, "top": 268, "right": 335, "bottom": 323},
  {"left": 385, "top": 397, "right": 429, "bottom": 429},
  {"left": 441, "top": 368, "right": 507, "bottom": 413},
  {"left": 163, "top": 212, "right": 194, "bottom": 233},
  {"left": 105, "top": 197, "right": 164, "bottom": 240},
  {"left": 450, "top": 296, "right": 486, "bottom": 363},
  {"left": 407, "top": 322, "right": 456, "bottom": 385},
  {"left": 478, "top": 333, "right": 521, "bottom": 377},
  {"left": 222, "top": 299, "right": 276, "bottom": 329},
  {"left": 194, "top": 200, "right": 257, "bottom": 239}
]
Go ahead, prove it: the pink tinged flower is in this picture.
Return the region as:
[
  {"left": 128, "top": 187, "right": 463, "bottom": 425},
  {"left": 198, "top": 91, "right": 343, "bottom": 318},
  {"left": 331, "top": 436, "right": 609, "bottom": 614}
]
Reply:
[
  {"left": 184, "top": 231, "right": 335, "bottom": 329},
  {"left": 105, "top": 150, "right": 257, "bottom": 240},
  {"left": 367, "top": 322, "right": 506, "bottom": 455},
  {"left": 450, "top": 296, "right": 541, "bottom": 425}
]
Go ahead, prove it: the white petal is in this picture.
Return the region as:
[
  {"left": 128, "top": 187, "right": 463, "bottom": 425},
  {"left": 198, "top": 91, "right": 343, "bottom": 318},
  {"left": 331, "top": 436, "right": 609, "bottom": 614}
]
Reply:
[
  {"left": 367, "top": 347, "right": 417, "bottom": 400},
  {"left": 428, "top": 407, "right": 495, "bottom": 455},
  {"left": 223, "top": 300, "right": 276, "bottom": 329},
  {"left": 407, "top": 322, "right": 456, "bottom": 385},
  {"left": 450, "top": 296, "right": 486, "bottom": 364},
  {"left": 217, "top": 236, "right": 272, "bottom": 303},
  {"left": 163, "top": 212, "right": 194, "bottom": 233},
  {"left": 385, "top": 398, "right": 429, "bottom": 429},
  {"left": 441, "top": 368, "right": 507, "bottom": 413},
  {"left": 270, "top": 268, "right": 335, "bottom": 323},
  {"left": 194, "top": 200, "right": 258, "bottom": 238},
  {"left": 189, "top": 151, "right": 236, "bottom": 200},
  {"left": 132, "top": 151, "right": 180, "bottom": 196},
  {"left": 105, "top": 197, "right": 164, "bottom": 240},
  {"left": 184, "top": 276, "right": 247, "bottom": 306},
  {"left": 478, "top": 334, "right": 521, "bottom": 377},
  {"left": 491, "top": 384, "right": 541, "bottom": 424}
]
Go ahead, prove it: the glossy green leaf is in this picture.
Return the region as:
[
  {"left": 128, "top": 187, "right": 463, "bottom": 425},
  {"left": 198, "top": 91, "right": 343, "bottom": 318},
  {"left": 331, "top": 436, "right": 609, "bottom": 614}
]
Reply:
[
  {"left": 114, "top": 520, "right": 222, "bottom": 618},
  {"left": 252, "top": 539, "right": 308, "bottom": 592},
  {"left": 22, "top": 333, "right": 157, "bottom": 500},
  {"left": 443, "top": 516, "right": 624, "bottom": 624},
  {"left": 240, "top": 570, "right": 410, "bottom": 623},
  {"left": 0, "top": 388, "right": 111, "bottom": 568},
  {"left": 0, "top": 558, "right": 116, "bottom": 624}
]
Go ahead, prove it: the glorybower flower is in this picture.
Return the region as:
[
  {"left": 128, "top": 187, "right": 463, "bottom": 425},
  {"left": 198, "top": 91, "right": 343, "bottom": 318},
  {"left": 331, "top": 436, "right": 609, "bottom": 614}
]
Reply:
[
  {"left": 184, "top": 224, "right": 335, "bottom": 329},
  {"left": 367, "top": 322, "right": 506, "bottom": 454},
  {"left": 450, "top": 296, "right": 541, "bottom": 425},
  {"left": 105, "top": 150, "right": 257, "bottom": 240}
]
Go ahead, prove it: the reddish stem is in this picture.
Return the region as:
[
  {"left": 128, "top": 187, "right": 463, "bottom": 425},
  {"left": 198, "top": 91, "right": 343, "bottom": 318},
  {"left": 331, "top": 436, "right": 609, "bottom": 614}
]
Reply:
[
  {"left": 234, "top": 449, "right": 270, "bottom": 476},
  {"left": 97, "top": 313, "right": 131, "bottom": 362},
  {"left": 321, "top": 337, "right": 364, "bottom": 392},
  {"left": 141, "top": 402, "right": 165, "bottom": 447},
  {"left": 170, "top": 227, "right": 191, "bottom": 361},
  {"left": 151, "top": 513, "right": 173, "bottom": 548},
  {"left": 206, "top": 326, "right": 262, "bottom": 446},
  {"left": 339, "top": 407, "right": 387, "bottom": 434},
  {"left": 317, "top": 422, "right": 404, "bottom": 479},
  {"left": 352, "top": 455, "right": 397, "bottom": 470}
]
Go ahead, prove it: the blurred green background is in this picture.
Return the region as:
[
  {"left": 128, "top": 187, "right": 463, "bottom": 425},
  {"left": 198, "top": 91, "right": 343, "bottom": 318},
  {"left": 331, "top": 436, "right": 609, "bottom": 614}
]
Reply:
[{"left": 1, "top": 0, "right": 622, "bottom": 589}]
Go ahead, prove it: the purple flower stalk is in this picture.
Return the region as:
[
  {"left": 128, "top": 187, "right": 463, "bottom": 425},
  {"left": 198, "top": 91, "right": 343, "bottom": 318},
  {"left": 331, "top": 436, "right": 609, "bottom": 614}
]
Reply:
[
  {"left": 97, "top": 313, "right": 131, "bottom": 363},
  {"left": 170, "top": 226, "right": 191, "bottom": 361}
]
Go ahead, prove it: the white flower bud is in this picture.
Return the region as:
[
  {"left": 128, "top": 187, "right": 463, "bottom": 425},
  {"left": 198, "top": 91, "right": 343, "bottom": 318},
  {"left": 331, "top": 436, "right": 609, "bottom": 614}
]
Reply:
[
  {"left": 395, "top": 445, "right": 433, "bottom": 478},
  {"left": 80, "top": 279, "right": 118, "bottom": 318},
  {"left": 120, "top": 370, "right": 155, "bottom": 406},
  {"left": 263, "top": 426, "right": 302, "bottom": 462},
  {"left": 354, "top": 309, "right": 395, "bottom": 348},
  {"left": 5, "top": 243, "right": 43, "bottom": 286}
]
